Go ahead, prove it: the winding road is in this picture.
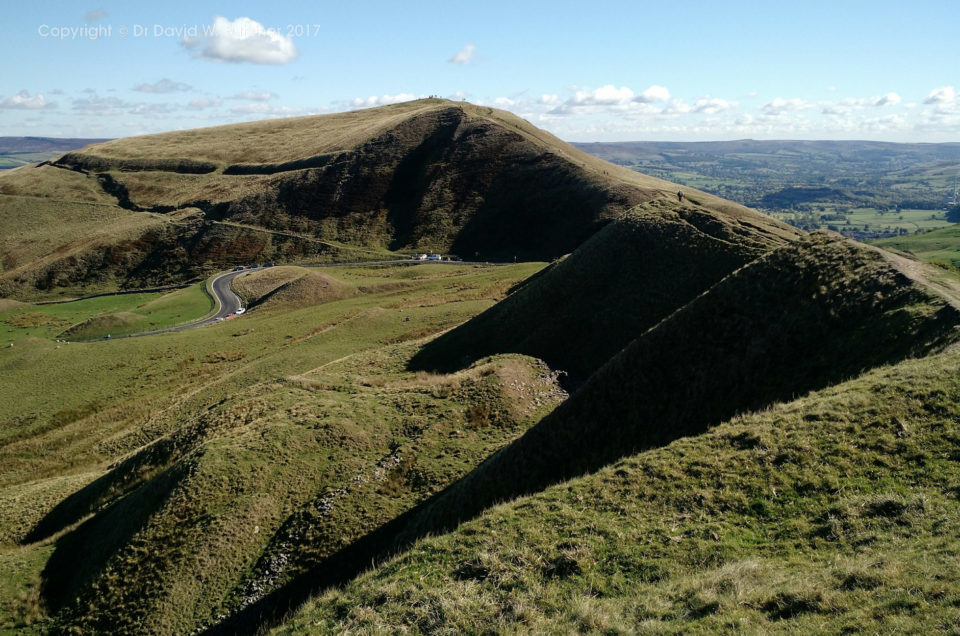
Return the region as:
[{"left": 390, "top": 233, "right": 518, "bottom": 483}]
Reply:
[
  {"left": 99, "top": 260, "right": 507, "bottom": 341},
  {"left": 96, "top": 269, "right": 248, "bottom": 340}
]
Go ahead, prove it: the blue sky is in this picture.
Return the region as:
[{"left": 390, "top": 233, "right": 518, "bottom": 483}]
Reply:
[{"left": 1, "top": 0, "right": 957, "bottom": 141}]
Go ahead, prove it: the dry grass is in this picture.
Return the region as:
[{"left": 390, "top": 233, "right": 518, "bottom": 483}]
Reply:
[
  {"left": 0, "top": 196, "right": 161, "bottom": 275},
  {"left": 75, "top": 100, "right": 456, "bottom": 164}
]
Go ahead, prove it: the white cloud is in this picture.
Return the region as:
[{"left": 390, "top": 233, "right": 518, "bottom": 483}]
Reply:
[
  {"left": 874, "top": 92, "right": 901, "bottom": 106},
  {"left": 229, "top": 103, "right": 304, "bottom": 116},
  {"left": 182, "top": 16, "right": 299, "bottom": 65},
  {"left": 550, "top": 84, "right": 672, "bottom": 116},
  {"left": 761, "top": 97, "right": 811, "bottom": 115},
  {"left": 489, "top": 97, "right": 516, "bottom": 108},
  {"left": 71, "top": 96, "right": 128, "bottom": 116},
  {"left": 84, "top": 8, "right": 107, "bottom": 21},
  {"left": 129, "top": 103, "right": 176, "bottom": 116},
  {"left": 925, "top": 86, "right": 956, "bottom": 104},
  {"left": 822, "top": 92, "right": 903, "bottom": 116},
  {"left": 229, "top": 90, "right": 277, "bottom": 101},
  {"left": 134, "top": 78, "right": 192, "bottom": 94},
  {"left": 661, "top": 99, "right": 692, "bottom": 115},
  {"left": 448, "top": 44, "right": 476, "bottom": 65},
  {"left": 187, "top": 97, "right": 222, "bottom": 110},
  {"left": 0, "top": 90, "right": 55, "bottom": 110},
  {"left": 692, "top": 96, "right": 738, "bottom": 114},
  {"left": 569, "top": 85, "right": 635, "bottom": 106},
  {"left": 538, "top": 94, "right": 560, "bottom": 105},
  {"left": 349, "top": 93, "right": 418, "bottom": 108},
  {"left": 636, "top": 85, "right": 671, "bottom": 103}
]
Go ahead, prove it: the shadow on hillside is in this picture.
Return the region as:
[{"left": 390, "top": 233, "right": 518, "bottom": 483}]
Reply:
[
  {"left": 208, "top": 235, "right": 960, "bottom": 635},
  {"left": 38, "top": 461, "right": 188, "bottom": 613},
  {"left": 25, "top": 434, "right": 182, "bottom": 544}
]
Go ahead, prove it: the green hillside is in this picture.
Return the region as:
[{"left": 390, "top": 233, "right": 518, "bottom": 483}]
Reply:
[
  {"left": 314, "top": 234, "right": 960, "bottom": 579},
  {"left": 279, "top": 345, "right": 960, "bottom": 634},
  {"left": 3, "top": 104, "right": 960, "bottom": 636}
]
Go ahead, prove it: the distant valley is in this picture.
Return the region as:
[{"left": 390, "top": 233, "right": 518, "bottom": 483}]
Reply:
[
  {"left": 575, "top": 139, "right": 960, "bottom": 240},
  {"left": 0, "top": 137, "right": 110, "bottom": 171}
]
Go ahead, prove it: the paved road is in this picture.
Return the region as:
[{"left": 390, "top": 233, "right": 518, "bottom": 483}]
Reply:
[
  {"left": 85, "top": 269, "right": 248, "bottom": 341},
  {"left": 88, "top": 260, "right": 513, "bottom": 341}
]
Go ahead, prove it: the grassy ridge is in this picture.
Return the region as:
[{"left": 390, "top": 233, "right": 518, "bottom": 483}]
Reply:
[
  {"left": 341, "top": 234, "right": 960, "bottom": 577},
  {"left": 2, "top": 233, "right": 959, "bottom": 633},
  {"left": 278, "top": 345, "right": 960, "bottom": 634},
  {"left": 411, "top": 200, "right": 796, "bottom": 382}
]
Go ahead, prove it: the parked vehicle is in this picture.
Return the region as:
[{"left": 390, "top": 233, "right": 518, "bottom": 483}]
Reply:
[
  {"left": 233, "top": 266, "right": 245, "bottom": 271},
  {"left": 236, "top": 308, "right": 246, "bottom": 315}
]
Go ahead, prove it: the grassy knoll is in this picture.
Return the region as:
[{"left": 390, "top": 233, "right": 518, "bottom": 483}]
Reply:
[
  {"left": 0, "top": 281, "right": 213, "bottom": 344},
  {"left": 872, "top": 224, "right": 960, "bottom": 268},
  {"left": 0, "top": 262, "right": 547, "bottom": 634}
]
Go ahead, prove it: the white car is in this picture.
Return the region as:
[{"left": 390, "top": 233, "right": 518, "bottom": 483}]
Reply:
[{"left": 236, "top": 307, "right": 246, "bottom": 315}]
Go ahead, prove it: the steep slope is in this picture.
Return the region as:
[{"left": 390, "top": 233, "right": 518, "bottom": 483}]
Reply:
[
  {"left": 0, "top": 99, "right": 792, "bottom": 298},
  {"left": 393, "top": 234, "right": 960, "bottom": 543},
  {"left": 221, "top": 233, "right": 960, "bottom": 632},
  {"left": 411, "top": 199, "right": 798, "bottom": 383},
  {"left": 278, "top": 344, "right": 960, "bottom": 634}
]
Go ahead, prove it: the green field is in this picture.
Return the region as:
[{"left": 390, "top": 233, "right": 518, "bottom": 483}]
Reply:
[
  {"left": 0, "top": 281, "right": 213, "bottom": 344},
  {"left": 871, "top": 224, "right": 960, "bottom": 268},
  {"left": 771, "top": 208, "right": 953, "bottom": 235}
]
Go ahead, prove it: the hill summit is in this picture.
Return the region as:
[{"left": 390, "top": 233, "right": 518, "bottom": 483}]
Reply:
[{"left": 0, "top": 99, "right": 791, "bottom": 297}]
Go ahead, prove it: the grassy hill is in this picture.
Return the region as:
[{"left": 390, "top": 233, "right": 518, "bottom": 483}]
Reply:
[
  {"left": 278, "top": 344, "right": 960, "bottom": 634},
  {"left": 0, "top": 262, "right": 553, "bottom": 634},
  {"left": 0, "top": 99, "right": 789, "bottom": 299},
  {"left": 411, "top": 199, "right": 797, "bottom": 383},
  {"left": 0, "top": 224, "right": 957, "bottom": 635},
  {"left": 261, "top": 233, "right": 952, "bottom": 571},
  {"left": 3, "top": 104, "right": 960, "bottom": 636},
  {"left": 215, "top": 234, "right": 960, "bottom": 634}
]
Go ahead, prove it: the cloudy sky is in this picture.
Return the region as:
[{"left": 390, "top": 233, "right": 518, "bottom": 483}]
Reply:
[{"left": 1, "top": 0, "right": 957, "bottom": 142}]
